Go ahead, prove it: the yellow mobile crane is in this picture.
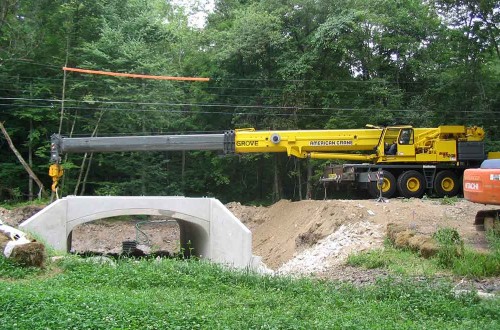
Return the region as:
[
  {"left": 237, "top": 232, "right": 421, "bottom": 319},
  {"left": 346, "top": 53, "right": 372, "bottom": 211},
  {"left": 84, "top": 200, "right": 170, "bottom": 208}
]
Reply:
[{"left": 49, "top": 124, "right": 493, "bottom": 199}]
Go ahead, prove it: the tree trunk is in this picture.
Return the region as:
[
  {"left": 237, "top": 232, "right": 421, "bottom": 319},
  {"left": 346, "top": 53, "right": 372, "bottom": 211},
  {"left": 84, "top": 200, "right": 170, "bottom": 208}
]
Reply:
[
  {"left": 0, "top": 122, "right": 44, "bottom": 198},
  {"left": 28, "top": 119, "right": 33, "bottom": 201},
  {"left": 52, "top": 17, "right": 72, "bottom": 202},
  {"left": 141, "top": 82, "right": 147, "bottom": 196},
  {"left": 306, "top": 158, "right": 312, "bottom": 200},
  {"left": 79, "top": 153, "right": 93, "bottom": 195},
  {"left": 74, "top": 153, "right": 88, "bottom": 195},
  {"left": 258, "top": 155, "right": 264, "bottom": 200},
  {"left": 181, "top": 150, "right": 186, "bottom": 194},
  {"left": 74, "top": 110, "right": 103, "bottom": 195},
  {"left": 56, "top": 111, "right": 78, "bottom": 200},
  {"left": 297, "top": 157, "right": 302, "bottom": 200},
  {"left": 273, "top": 154, "right": 283, "bottom": 202}
]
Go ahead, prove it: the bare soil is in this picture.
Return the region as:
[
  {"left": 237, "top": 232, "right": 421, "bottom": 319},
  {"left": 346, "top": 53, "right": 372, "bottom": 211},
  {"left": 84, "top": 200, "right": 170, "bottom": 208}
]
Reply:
[{"left": 1, "top": 198, "right": 499, "bottom": 291}]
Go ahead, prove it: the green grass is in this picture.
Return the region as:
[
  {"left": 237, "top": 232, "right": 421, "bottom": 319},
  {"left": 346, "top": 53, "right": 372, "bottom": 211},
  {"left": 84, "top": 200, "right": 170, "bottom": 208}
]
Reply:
[
  {"left": 451, "top": 249, "right": 500, "bottom": 277},
  {"left": 449, "top": 231, "right": 500, "bottom": 277},
  {"left": 347, "top": 241, "right": 442, "bottom": 277},
  {"left": 439, "top": 196, "right": 460, "bottom": 205},
  {"left": 487, "top": 230, "right": 500, "bottom": 253},
  {"left": 348, "top": 231, "right": 500, "bottom": 278},
  {"left": 0, "top": 257, "right": 498, "bottom": 329},
  {"left": 0, "top": 257, "right": 43, "bottom": 279}
]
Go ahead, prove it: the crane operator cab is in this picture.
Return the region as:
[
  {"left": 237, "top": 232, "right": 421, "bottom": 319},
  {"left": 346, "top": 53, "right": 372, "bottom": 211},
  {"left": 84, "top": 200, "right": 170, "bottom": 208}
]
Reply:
[{"left": 384, "top": 127, "right": 414, "bottom": 156}]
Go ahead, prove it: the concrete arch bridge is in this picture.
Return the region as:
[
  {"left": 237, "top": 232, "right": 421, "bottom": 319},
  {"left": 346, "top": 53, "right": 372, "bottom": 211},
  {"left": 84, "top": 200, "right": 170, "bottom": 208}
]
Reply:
[{"left": 20, "top": 196, "right": 255, "bottom": 269}]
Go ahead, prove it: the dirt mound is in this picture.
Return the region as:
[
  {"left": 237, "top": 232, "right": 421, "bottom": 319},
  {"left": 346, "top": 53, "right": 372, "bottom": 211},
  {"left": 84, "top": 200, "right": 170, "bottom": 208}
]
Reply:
[
  {"left": 228, "top": 198, "right": 495, "bottom": 269},
  {"left": 229, "top": 200, "right": 379, "bottom": 269},
  {"left": 0, "top": 205, "right": 44, "bottom": 226}
]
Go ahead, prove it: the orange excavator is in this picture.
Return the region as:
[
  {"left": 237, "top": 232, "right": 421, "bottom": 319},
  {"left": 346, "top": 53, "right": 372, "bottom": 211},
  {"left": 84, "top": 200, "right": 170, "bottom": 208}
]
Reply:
[{"left": 463, "top": 159, "right": 500, "bottom": 232}]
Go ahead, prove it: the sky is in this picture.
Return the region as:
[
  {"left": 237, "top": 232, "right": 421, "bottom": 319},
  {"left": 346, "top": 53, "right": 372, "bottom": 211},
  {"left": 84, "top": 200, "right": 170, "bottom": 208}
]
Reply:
[{"left": 171, "top": 0, "right": 215, "bottom": 28}]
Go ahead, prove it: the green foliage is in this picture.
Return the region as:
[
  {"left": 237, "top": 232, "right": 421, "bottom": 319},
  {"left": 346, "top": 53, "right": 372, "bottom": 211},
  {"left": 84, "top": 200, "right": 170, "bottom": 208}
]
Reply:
[
  {"left": 0, "top": 258, "right": 498, "bottom": 329},
  {"left": 433, "top": 228, "right": 465, "bottom": 268},
  {"left": 449, "top": 231, "right": 500, "bottom": 277},
  {"left": 451, "top": 249, "right": 500, "bottom": 277},
  {"left": 347, "top": 250, "right": 388, "bottom": 269},
  {"left": 94, "top": 182, "right": 123, "bottom": 196},
  {"left": 0, "top": 199, "right": 48, "bottom": 210},
  {"left": 486, "top": 230, "right": 500, "bottom": 254},
  {"left": 1, "top": 0, "right": 499, "bottom": 202}
]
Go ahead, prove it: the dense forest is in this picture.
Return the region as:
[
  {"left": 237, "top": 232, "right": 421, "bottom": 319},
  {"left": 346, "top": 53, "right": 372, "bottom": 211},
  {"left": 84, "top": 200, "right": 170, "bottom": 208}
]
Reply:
[{"left": 0, "top": 0, "right": 498, "bottom": 203}]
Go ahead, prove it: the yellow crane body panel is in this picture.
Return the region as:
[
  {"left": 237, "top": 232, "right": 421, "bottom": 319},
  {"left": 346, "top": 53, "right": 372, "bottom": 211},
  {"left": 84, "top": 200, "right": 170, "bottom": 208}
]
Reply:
[
  {"left": 233, "top": 125, "right": 485, "bottom": 163},
  {"left": 234, "top": 128, "right": 383, "bottom": 158}
]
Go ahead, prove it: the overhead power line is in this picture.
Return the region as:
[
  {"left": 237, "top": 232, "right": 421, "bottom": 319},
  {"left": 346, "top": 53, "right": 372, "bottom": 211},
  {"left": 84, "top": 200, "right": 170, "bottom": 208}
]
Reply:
[
  {"left": 1, "top": 96, "right": 498, "bottom": 114},
  {"left": 0, "top": 102, "right": 497, "bottom": 117}
]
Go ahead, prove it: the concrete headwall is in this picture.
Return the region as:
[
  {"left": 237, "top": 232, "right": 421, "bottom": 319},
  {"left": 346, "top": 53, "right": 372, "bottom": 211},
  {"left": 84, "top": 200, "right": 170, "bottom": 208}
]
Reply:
[{"left": 20, "top": 196, "right": 253, "bottom": 268}]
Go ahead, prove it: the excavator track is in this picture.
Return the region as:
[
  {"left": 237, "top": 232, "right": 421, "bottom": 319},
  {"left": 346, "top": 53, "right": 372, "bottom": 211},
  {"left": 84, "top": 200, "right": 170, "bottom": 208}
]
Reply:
[{"left": 474, "top": 210, "right": 500, "bottom": 233}]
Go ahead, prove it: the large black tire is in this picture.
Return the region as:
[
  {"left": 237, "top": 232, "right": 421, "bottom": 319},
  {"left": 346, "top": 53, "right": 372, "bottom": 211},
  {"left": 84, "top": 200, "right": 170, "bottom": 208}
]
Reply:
[
  {"left": 434, "top": 170, "right": 459, "bottom": 197},
  {"left": 368, "top": 170, "right": 397, "bottom": 198},
  {"left": 397, "top": 170, "right": 425, "bottom": 198}
]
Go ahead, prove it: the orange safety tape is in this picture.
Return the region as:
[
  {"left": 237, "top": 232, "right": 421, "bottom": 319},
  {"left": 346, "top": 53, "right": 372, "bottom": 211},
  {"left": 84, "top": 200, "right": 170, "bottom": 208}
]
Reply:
[{"left": 63, "top": 67, "right": 210, "bottom": 82}]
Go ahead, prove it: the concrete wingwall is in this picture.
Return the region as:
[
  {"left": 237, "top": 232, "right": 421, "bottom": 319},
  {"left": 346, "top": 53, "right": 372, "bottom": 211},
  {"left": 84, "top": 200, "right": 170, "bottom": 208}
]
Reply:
[{"left": 20, "top": 196, "right": 254, "bottom": 269}]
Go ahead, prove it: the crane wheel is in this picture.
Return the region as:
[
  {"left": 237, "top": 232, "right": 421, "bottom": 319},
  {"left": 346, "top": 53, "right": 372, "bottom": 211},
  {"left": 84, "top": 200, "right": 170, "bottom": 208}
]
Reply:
[
  {"left": 434, "top": 170, "right": 459, "bottom": 197},
  {"left": 397, "top": 170, "right": 425, "bottom": 198},
  {"left": 368, "top": 170, "right": 396, "bottom": 198}
]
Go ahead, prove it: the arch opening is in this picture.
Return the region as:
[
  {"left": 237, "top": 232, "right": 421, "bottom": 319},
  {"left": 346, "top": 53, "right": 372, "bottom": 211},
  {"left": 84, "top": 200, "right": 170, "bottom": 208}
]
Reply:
[
  {"left": 66, "top": 207, "right": 210, "bottom": 259},
  {"left": 70, "top": 215, "right": 181, "bottom": 258}
]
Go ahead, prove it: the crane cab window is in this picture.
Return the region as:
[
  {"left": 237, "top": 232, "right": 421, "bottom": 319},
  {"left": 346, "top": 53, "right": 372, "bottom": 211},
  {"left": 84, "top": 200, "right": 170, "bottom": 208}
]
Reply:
[
  {"left": 383, "top": 128, "right": 400, "bottom": 155},
  {"left": 398, "top": 128, "right": 413, "bottom": 145}
]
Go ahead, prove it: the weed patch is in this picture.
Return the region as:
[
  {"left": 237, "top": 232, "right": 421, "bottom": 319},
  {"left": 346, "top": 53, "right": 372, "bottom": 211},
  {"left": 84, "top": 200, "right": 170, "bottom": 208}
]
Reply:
[
  {"left": 352, "top": 228, "right": 500, "bottom": 277},
  {"left": 440, "top": 196, "right": 459, "bottom": 205},
  {"left": 347, "top": 241, "right": 441, "bottom": 276},
  {"left": 433, "top": 228, "right": 464, "bottom": 267}
]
